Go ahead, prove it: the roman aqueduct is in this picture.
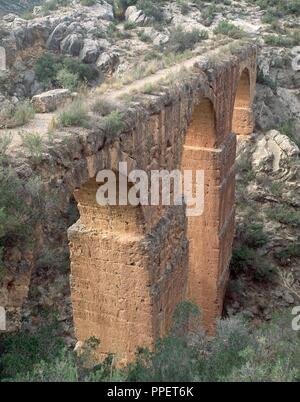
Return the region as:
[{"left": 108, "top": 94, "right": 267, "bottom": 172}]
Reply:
[
  {"left": 68, "top": 45, "right": 257, "bottom": 362},
  {"left": 0, "top": 42, "right": 256, "bottom": 363}
]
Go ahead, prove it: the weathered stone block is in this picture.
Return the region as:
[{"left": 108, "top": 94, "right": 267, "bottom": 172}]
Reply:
[{"left": 32, "top": 89, "right": 71, "bottom": 113}]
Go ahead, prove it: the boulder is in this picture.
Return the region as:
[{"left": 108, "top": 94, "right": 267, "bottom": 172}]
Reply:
[
  {"left": 252, "top": 130, "right": 299, "bottom": 175},
  {"left": 125, "top": 6, "right": 148, "bottom": 26},
  {"left": 96, "top": 52, "right": 119, "bottom": 74},
  {"left": 84, "top": 2, "right": 114, "bottom": 21},
  {"left": 31, "top": 89, "right": 71, "bottom": 113},
  {"left": 2, "top": 14, "right": 17, "bottom": 23},
  {"left": 46, "top": 22, "right": 68, "bottom": 51},
  {"left": 60, "top": 33, "right": 83, "bottom": 56},
  {"left": 80, "top": 38, "right": 100, "bottom": 64}
]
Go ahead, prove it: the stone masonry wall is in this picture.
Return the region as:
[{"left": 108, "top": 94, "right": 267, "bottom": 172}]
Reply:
[
  {"left": 1, "top": 43, "right": 257, "bottom": 362},
  {"left": 68, "top": 44, "right": 257, "bottom": 360}
]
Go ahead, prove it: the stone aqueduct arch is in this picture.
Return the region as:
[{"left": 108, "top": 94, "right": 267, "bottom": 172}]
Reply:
[
  {"left": 232, "top": 68, "right": 254, "bottom": 136},
  {"left": 67, "top": 47, "right": 257, "bottom": 363}
]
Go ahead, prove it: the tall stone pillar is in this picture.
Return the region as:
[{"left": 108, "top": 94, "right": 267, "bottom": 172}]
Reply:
[
  {"left": 232, "top": 107, "right": 254, "bottom": 136},
  {"left": 182, "top": 100, "right": 236, "bottom": 334},
  {"left": 68, "top": 178, "right": 188, "bottom": 363}
]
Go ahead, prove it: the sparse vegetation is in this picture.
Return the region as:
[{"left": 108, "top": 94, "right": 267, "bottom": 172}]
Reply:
[
  {"left": 19, "top": 131, "right": 44, "bottom": 163},
  {"left": 80, "top": 0, "right": 97, "bottom": 6},
  {"left": 254, "top": 0, "right": 300, "bottom": 17},
  {"left": 275, "top": 243, "right": 300, "bottom": 264},
  {"left": 0, "top": 133, "right": 12, "bottom": 161},
  {"left": 13, "top": 101, "right": 35, "bottom": 127},
  {"left": 137, "top": 0, "right": 165, "bottom": 22},
  {"left": 124, "top": 20, "right": 137, "bottom": 30},
  {"left": 230, "top": 222, "right": 275, "bottom": 282},
  {"left": 100, "top": 111, "right": 125, "bottom": 135},
  {"left": 167, "top": 26, "right": 209, "bottom": 53},
  {"left": 138, "top": 30, "right": 152, "bottom": 42},
  {"left": 0, "top": 167, "right": 45, "bottom": 274},
  {"left": 201, "top": 4, "right": 218, "bottom": 27},
  {"left": 143, "top": 83, "right": 154, "bottom": 94},
  {"left": 266, "top": 206, "right": 300, "bottom": 229},
  {"left": 1, "top": 308, "right": 300, "bottom": 382},
  {"left": 257, "top": 70, "right": 277, "bottom": 91},
  {"left": 41, "top": 0, "right": 71, "bottom": 15},
  {"left": 280, "top": 119, "right": 300, "bottom": 147},
  {"left": 176, "top": 0, "right": 190, "bottom": 15},
  {"left": 265, "top": 34, "right": 294, "bottom": 48},
  {"left": 0, "top": 101, "right": 35, "bottom": 129},
  {"left": 92, "top": 97, "right": 121, "bottom": 116},
  {"left": 58, "top": 99, "right": 90, "bottom": 128},
  {"left": 35, "top": 53, "right": 98, "bottom": 91},
  {"left": 214, "top": 20, "right": 246, "bottom": 39}
]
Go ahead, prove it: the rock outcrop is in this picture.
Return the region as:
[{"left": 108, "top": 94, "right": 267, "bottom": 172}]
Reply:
[{"left": 32, "top": 88, "right": 71, "bottom": 112}]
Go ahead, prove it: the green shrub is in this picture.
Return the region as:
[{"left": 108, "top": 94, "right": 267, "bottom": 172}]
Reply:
[
  {"left": 138, "top": 30, "right": 152, "bottom": 42},
  {"left": 280, "top": 119, "right": 300, "bottom": 146},
  {"left": 142, "top": 83, "right": 154, "bottom": 94},
  {"left": 257, "top": 70, "right": 277, "bottom": 91},
  {"left": 11, "top": 350, "right": 78, "bottom": 382},
  {"left": 124, "top": 21, "right": 137, "bottom": 30},
  {"left": 12, "top": 101, "right": 35, "bottom": 127},
  {"left": 35, "top": 54, "right": 98, "bottom": 90},
  {"left": 214, "top": 20, "right": 246, "bottom": 39},
  {"left": 41, "top": 0, "right": 71, "bottom": 14},
  {"left": 80, "top": 0, "right": 97, "bottom": 6},
  {"left": 58, "top": 99, "right": 89, "bottom": 128},
  {"left": 177, "top": 0, "right": 190, "bottom": 15},
  {"left": 19, "top": 132, "right": 44, "bottom": 163},
  {"left": 274, "top": 243, "right": 300, "bottom": 263},
  {"left": 230, "top": 222, "right": 274, "bottom": 281},
  {"left": 127, "top": 313, "right": 300, "bottom": 382},
  {"left": 1, "top": 310, "right": 300, "bottom": 382},
  {"left": 201, "top": 4, "right": 218, "bottom": 26},
  {"left": 35, "top": 53, "right": 59, "bottom": 88},
  {"left": 242, "top": 223, "right": 268, "bottom": 249},
  {"left": 92, "top": 97, "right": 120, "bottom": 116},
  {"left": 0, "top": 133, "right": 12, "bottom": 161},
  {"left": 56, "top": 69, "right": 80, "bottom": 91},
  {"left": 0, "top": 168, "right": 45, "bottom": 271},
  {"left": 261, "top": 13, "right": 279, "bottom": 24},
  {"left": 255, "top": 0, "right": 300, "bottom": 16},
  {"left": 167, "top": 26, "right": 209, "bottom": 53},
  {"left": 0, "top": 100, "right": 34, "bottom": 129},
  {"left": 231, "top": 245, "right": 257, "bottom": 274},
  {"left": 137, "top": 0, "right": 165, "bottom": 22},
  {"left": 0, "top": 319, "right": 65, "bottom": 380},
  {"left": 265, "top": 34, "right": 294, "bottom": 48},
  {"left": 101, "top": 111, "right": 125, "bottom": 135},
  {"left": 266, "top": 206, "right": 300, "bottom": 228}
]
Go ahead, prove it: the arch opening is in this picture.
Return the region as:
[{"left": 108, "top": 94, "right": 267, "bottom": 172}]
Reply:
[
  {"left": 232, "top": 68, "right": 253, "bottom": 136},
  {"left": 184, "top": 98, "right": 217, "bottom": 149}
]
